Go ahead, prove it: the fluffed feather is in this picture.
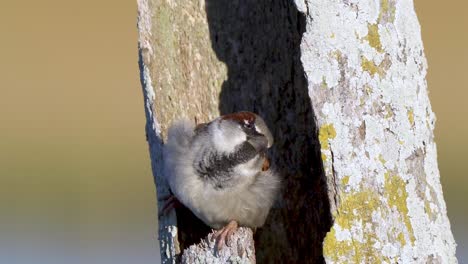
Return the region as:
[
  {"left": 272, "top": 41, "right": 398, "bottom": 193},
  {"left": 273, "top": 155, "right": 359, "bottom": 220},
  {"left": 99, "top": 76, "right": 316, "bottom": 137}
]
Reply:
[{"left": 163, "top": 117, "right": 280, "bottom": 229}]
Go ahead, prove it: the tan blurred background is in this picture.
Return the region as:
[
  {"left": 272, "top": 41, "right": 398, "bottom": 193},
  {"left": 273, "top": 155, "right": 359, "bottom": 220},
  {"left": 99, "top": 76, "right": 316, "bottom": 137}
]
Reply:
[{"left": 0, "top": 1, "right": 466, "bottom": 263}]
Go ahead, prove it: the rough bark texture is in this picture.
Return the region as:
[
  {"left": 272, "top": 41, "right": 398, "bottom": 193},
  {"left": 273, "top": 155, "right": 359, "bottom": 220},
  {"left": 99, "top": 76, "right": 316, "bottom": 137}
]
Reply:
[
  {"left": 181, "top": 228, "right": 256, "bottom": 263},
  {"left": 296, "top": 0, "right": 457, "bottom": 262},
  {"left": 137, "top": 0, "right": 457, "bottom": 263},
  {"left": 137, "top": 0, "right": 226, "bottom": 262}
]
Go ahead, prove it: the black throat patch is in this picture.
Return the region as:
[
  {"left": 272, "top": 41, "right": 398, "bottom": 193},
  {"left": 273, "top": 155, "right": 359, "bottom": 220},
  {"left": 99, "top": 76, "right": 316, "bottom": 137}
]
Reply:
[{"left": 194, "top": 141, "right": 258, "bottom": 189}]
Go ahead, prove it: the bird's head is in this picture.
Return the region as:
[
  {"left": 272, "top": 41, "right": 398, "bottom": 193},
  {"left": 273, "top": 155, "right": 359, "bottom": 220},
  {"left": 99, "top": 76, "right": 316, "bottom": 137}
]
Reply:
[{"left": 209, "top": 111, "right": 273, "bottom": 154}]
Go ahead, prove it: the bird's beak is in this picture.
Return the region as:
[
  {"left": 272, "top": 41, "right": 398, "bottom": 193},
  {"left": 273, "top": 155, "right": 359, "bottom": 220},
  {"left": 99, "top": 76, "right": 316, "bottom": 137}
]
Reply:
[
  {"left": 252, "top": 115, "right": 273, "bottom": 148},
  {"left": 247, "top": 133, "right": 269, "bottom": 153}
]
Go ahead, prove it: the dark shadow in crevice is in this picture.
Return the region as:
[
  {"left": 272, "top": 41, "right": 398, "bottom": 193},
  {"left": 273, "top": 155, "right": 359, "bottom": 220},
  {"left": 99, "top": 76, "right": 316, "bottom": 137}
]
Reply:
[{"left": 203, "top": 1, "right": 333, "bottom": 263}]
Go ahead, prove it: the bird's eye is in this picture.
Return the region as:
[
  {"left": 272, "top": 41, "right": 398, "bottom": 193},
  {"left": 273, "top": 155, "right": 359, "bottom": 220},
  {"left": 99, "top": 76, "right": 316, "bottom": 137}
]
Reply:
[{"left": 243, "top": 122, "right": 254, "bottom": 129}]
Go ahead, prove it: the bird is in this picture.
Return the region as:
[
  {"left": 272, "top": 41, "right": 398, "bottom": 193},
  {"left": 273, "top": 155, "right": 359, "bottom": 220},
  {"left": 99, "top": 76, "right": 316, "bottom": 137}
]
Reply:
[{"left": 162, "top": 111, "right": 280, "bottom": 249}]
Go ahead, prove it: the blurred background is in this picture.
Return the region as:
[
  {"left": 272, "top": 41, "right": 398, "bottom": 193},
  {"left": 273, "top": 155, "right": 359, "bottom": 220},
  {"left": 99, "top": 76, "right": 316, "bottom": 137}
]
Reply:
[{"left": 0, "top": 1, "right": 465, "bottom": 263}]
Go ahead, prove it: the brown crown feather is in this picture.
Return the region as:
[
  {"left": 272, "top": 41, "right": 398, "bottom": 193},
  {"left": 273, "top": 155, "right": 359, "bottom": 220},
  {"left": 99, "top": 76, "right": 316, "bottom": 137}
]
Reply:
[{"left": 221, "top": 111, "right": 256, "bottom": 124}]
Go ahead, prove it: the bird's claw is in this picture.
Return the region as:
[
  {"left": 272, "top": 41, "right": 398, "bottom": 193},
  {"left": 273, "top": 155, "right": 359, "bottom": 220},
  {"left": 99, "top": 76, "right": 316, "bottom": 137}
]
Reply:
[
  {"left": 158, "top": 194, "right": 181, "bottom": 217},
  {"left": 212, "top": 220, "right": 238, "bottom": 253}
]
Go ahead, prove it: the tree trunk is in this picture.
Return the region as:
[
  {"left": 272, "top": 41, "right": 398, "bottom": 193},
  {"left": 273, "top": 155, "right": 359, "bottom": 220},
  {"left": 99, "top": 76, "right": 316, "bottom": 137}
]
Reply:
[{"left": 137, "top": 0, "right": 457, "bottom": 263}]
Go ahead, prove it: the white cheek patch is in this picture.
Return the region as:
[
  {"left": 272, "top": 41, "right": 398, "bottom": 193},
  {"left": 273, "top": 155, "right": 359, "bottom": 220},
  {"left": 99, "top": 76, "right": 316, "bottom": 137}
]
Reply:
[{"left": 212, "top": 124, "right": 246, "bottom": 153}]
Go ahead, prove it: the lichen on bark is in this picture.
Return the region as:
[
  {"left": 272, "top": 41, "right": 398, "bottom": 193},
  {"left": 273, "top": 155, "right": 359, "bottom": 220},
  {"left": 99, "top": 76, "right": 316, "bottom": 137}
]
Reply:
[
  {"left": 299, "top": 0, "right": 457, "bottom": 262},
  {"left": 138, "top": 0, "right": 457, "bottom": 262}
]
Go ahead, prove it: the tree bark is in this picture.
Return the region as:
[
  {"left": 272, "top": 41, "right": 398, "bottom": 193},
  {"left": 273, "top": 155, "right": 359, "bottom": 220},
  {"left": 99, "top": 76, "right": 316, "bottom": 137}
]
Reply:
[
  {"left": 181, "top": 228, "right": 256, "bottom": 263},
  {"left": 296, "top": 0, "right": 457, "bottom": 262},
  {"left": 137, "top": 0, "right": 457, "bottom": 263}
]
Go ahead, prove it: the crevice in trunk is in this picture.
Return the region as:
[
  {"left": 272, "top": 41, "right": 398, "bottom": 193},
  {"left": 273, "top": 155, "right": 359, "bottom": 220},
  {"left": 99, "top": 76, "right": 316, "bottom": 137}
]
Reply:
[{"left": 171, "top": 1, "right": 333, "bottom": 262}]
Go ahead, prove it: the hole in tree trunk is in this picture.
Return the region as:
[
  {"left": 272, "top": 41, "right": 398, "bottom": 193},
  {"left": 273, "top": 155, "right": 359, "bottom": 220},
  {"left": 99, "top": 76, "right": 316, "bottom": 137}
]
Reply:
[{"left": 176, "top": 1, "right": 333, "bottom": 263}]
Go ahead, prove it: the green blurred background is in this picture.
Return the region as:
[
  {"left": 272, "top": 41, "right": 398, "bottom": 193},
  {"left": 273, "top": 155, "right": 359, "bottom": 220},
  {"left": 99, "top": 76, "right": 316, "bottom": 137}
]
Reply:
[{"left": 0, "top": 1, "right": 465, "bottom": 263}]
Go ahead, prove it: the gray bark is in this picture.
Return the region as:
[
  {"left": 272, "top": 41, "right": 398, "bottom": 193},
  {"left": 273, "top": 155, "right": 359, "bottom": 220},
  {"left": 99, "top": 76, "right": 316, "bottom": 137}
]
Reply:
[
  {"left": 181, "top": 228, "right": 255, "bottom": 263},
  {"left": 137, "top": 0, "right": 457, "bottom": 263},
  {"left": 296, "top": 0, "right": 457, "bottom": 262}
]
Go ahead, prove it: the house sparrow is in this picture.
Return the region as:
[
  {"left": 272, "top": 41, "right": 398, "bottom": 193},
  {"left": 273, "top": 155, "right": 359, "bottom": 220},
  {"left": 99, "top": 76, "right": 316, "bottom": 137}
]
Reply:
[{"left": 163, "top": 111, "right": 280, "bottom": 249}]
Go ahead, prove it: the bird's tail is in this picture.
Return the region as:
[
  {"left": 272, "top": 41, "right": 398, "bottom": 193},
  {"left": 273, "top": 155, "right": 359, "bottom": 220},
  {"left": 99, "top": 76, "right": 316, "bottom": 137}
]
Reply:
[
  {"left": 165, "top": 118, "right": 195, "bottom": 155},
  {"left": 163, "top": 118, "right": 196, "bottom": 198}
]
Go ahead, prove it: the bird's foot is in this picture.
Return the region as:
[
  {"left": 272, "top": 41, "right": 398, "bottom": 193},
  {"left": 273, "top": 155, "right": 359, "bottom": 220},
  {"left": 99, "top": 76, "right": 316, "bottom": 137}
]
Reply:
[
  {"left": 158, "top": 194, "right": 182, "bottom": 217},
  {"left": 212, "top": 220, "right": 238, "bottom": 252}
]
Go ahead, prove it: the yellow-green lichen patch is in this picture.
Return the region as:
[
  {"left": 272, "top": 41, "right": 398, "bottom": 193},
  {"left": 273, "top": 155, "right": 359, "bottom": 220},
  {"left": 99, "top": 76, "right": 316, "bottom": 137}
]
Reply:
[
  {"left": 341, "top": 175, "right": 350, "bottom": 185},
  {"left": 425, "top": 200, "right": 435, "bottom": 220},
  {"left": 384, "top": 172, "right": 416, "bottom": 244},
  {"left": 360, "top": 97, "right": 366, "bottom": 106},
  {"left": 321, "top": 76, "right": 328, "bottom": 89},
  {"left": 361, "top": 54, "right": 392, "bottom": 79},
  {"left": 324, "top": 190, "right": 383, "bottom": 263},
  {"left": 331, "top": 50, "right": 343, "bottom": 60},
  {"left": 321, "top": 153, "right": 327, "bottom": 162},
  {"left": 361, "top": 56, "right": 385, "bottom": 78},
  {"left": 365, "top": 85, "right": 373, "bottom": 95},
  {"left": 378, "top": 154, "right": 386, "bottom": 165},
  {"left": 324, "top": 229, "right": 354, "bottom": 262},
  {"left": 365, "top": 24, "right": 383, "bottom": 53},
  {"left": 407, "top": 108, "right": 415, "bottom": 127},
  {"left": 378, "top": 0, "right": 396, "bottom": 24},
  {"left": 385, "top": 104, "right": 394, "bottom": 119},
  {"left": 397, "top": 232, "right": 406, "bottom": 246},
  {"left": 319, "top": 124, "right": 337, "bottom": 150}
]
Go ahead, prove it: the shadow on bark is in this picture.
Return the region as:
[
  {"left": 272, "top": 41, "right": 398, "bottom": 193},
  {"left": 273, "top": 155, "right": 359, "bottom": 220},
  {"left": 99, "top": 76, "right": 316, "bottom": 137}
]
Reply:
[{"left": 201, "top": 1, "right": 333, "bottom": 263}]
